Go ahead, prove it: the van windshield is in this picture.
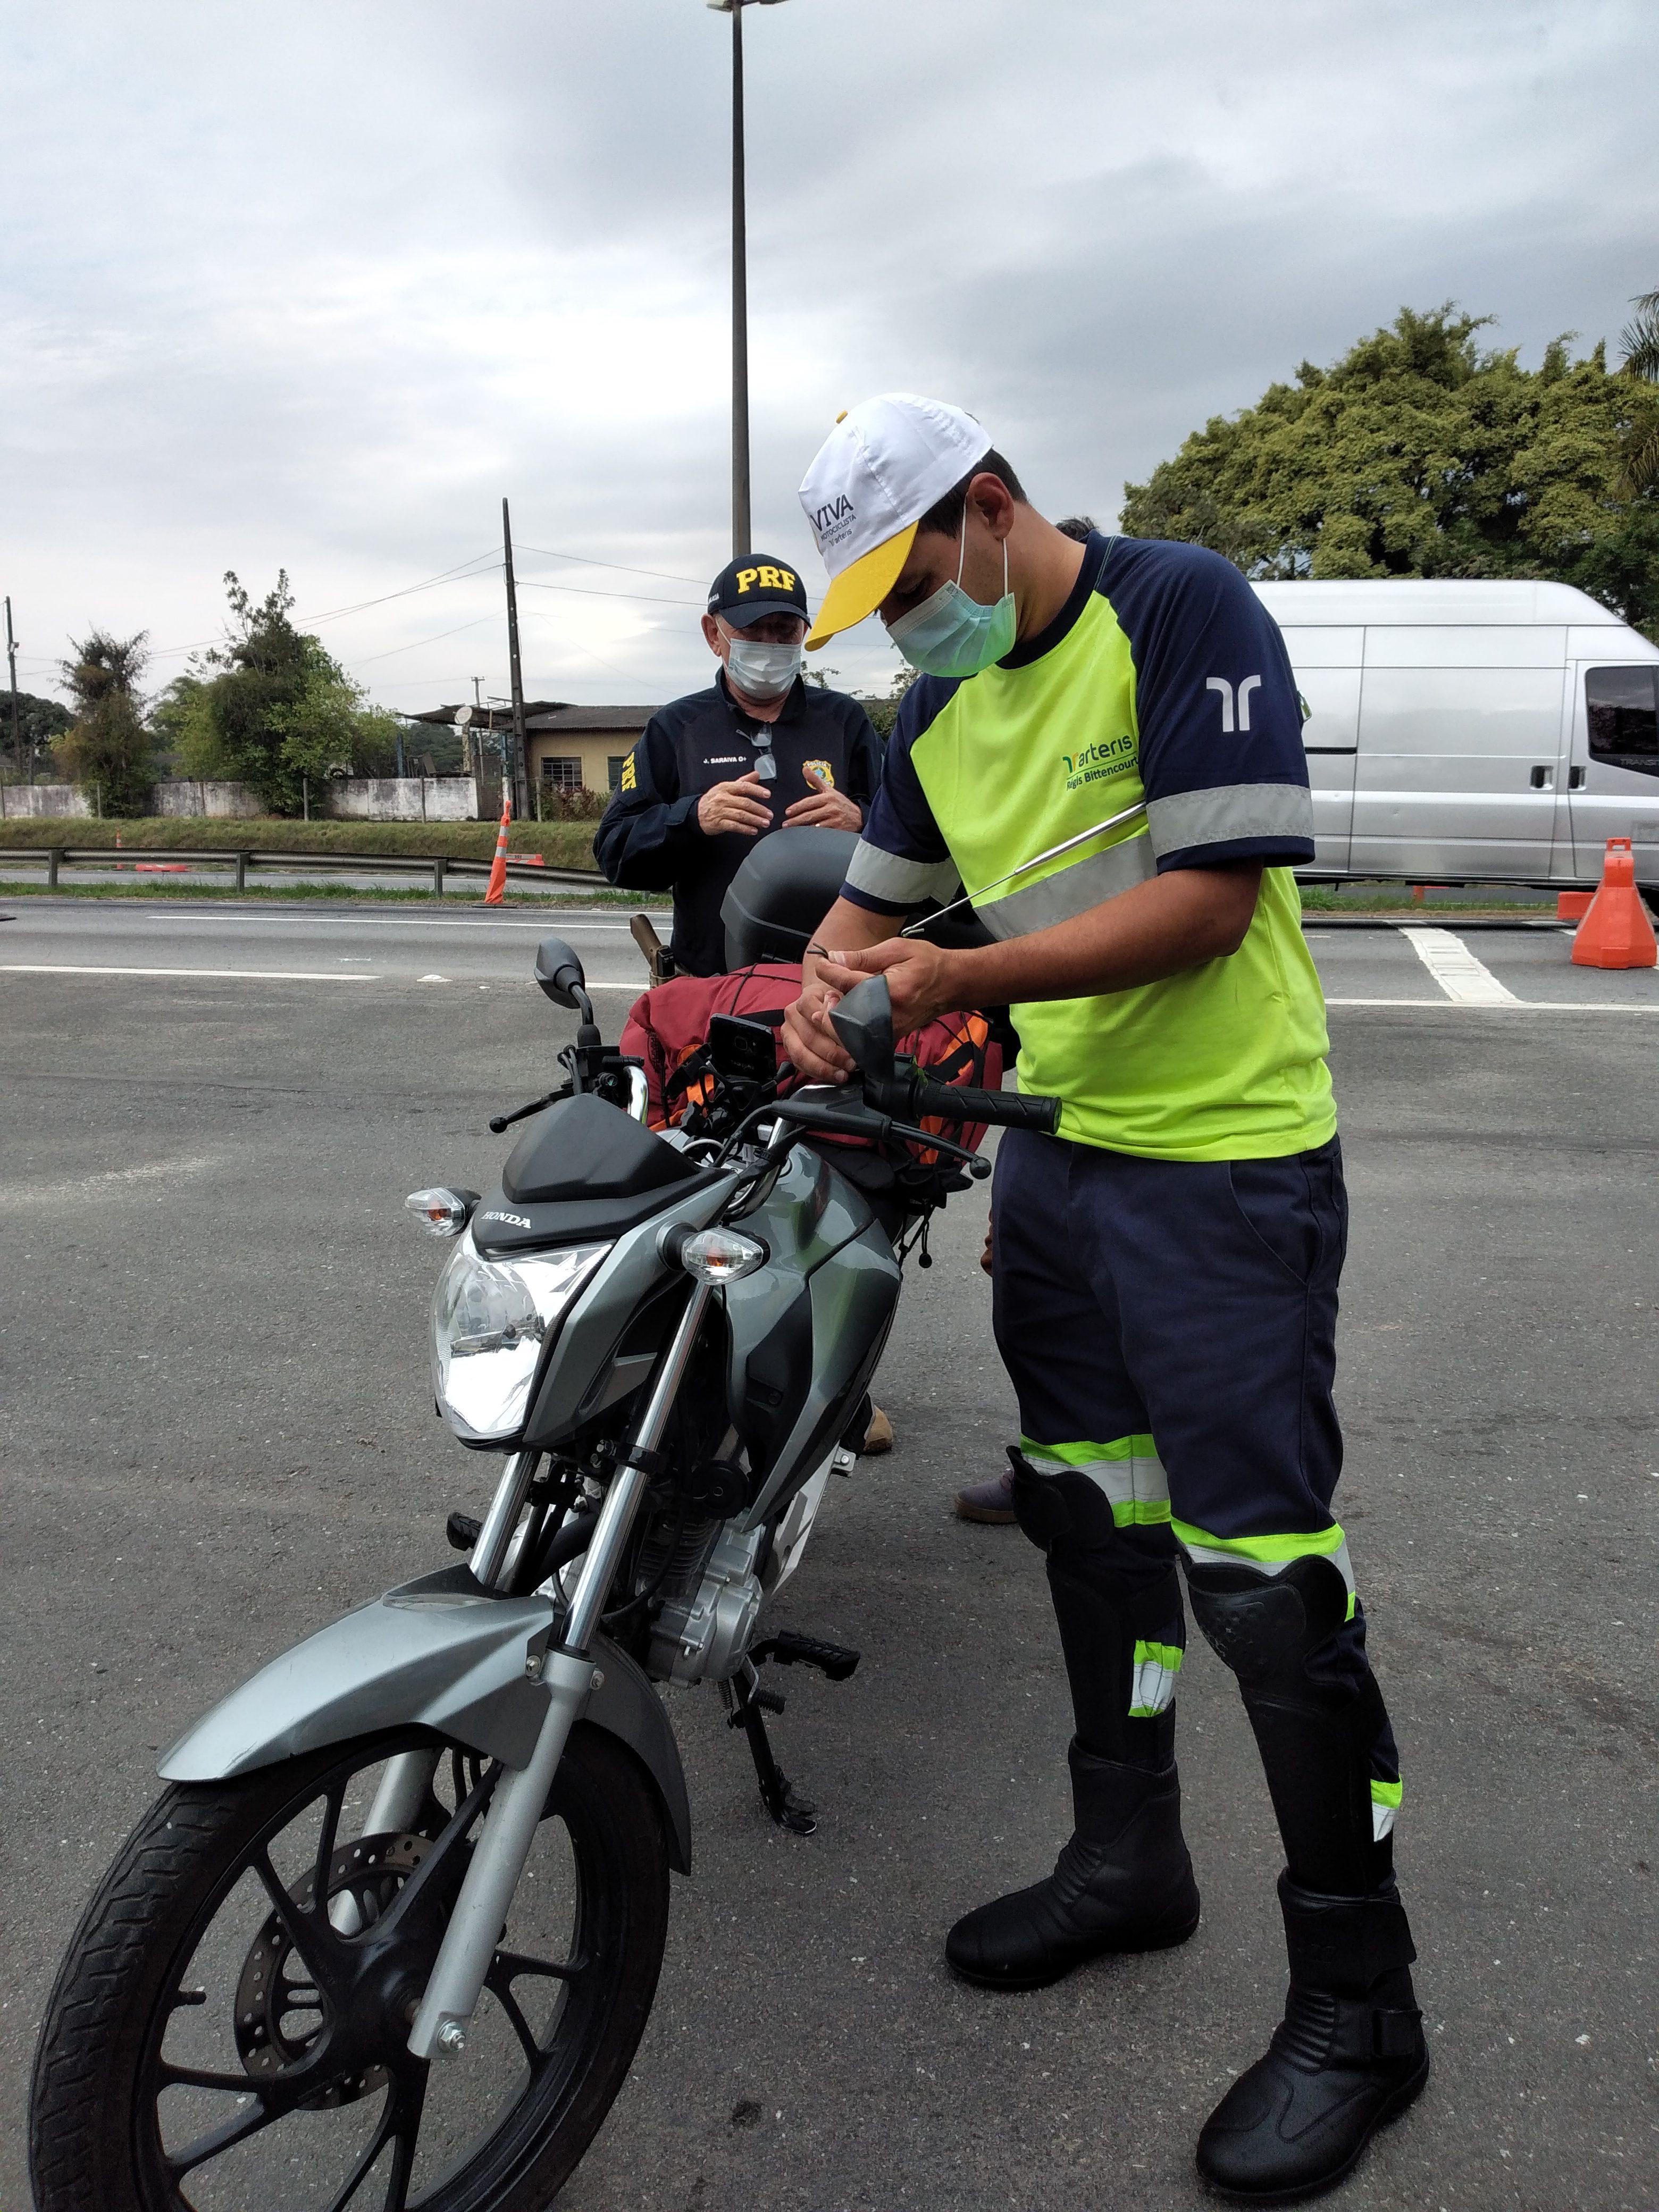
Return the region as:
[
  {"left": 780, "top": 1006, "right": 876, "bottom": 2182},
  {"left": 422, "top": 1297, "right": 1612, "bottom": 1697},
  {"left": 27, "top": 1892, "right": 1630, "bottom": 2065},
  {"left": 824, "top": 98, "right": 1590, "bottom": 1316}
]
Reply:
[{"left": 1586, "top": 667, "right": 1659, "bottom": 773}]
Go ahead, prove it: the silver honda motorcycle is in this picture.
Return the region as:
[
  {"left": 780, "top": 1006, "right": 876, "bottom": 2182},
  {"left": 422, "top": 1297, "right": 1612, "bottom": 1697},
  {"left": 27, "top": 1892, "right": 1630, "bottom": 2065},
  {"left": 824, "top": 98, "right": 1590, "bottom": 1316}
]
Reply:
[{"left": 29, "top": 886, "right": 1057, "bottom": 2212}]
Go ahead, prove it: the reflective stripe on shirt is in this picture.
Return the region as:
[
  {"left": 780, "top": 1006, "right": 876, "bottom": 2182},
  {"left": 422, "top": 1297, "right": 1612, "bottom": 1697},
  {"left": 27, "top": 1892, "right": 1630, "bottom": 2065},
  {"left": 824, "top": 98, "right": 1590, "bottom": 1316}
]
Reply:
[
  {"left": 844, "top": 838, "right": 959, "bottom": 910},
  {"left": 1146, "top": 781, "right": 1315, "bottom": 857},
  {"left": 978, "top": 831, "right": 1156, "bottom": 940}
]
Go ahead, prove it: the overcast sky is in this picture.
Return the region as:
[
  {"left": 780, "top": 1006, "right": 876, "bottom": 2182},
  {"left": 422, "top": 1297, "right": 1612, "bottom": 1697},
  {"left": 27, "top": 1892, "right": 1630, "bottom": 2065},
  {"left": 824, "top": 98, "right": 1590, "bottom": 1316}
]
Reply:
[{"left": 5, "top": 0, "right": 1656, "bottom": 714}]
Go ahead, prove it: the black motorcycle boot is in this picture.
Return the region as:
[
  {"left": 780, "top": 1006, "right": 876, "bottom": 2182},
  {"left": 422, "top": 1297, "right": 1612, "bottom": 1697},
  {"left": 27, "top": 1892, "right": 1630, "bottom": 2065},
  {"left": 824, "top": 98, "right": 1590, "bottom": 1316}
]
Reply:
[
  {"left": 1195, "top": 1875, "right": 1428, "bottom": 2202},
  {"left": 945, "top": 1739, "right": 1201, "bottom": 1989}
]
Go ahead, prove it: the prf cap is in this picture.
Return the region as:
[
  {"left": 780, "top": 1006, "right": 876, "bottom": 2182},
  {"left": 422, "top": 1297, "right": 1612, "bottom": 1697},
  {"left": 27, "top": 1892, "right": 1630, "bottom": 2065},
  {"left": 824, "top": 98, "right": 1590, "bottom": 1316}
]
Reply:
[
  {"left": 706, "top": 555, "right": 810, "bottom": 630},
  {"left": 798, "top": 392, "right": 993, "bottom": 648}
]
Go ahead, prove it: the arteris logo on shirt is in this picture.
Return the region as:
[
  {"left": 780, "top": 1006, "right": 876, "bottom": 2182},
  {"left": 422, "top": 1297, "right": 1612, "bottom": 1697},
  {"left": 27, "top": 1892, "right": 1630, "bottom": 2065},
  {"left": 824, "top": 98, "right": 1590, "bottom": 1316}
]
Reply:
[{"left": 1061, "top": 735, "right": 1135, "bottom": 792}]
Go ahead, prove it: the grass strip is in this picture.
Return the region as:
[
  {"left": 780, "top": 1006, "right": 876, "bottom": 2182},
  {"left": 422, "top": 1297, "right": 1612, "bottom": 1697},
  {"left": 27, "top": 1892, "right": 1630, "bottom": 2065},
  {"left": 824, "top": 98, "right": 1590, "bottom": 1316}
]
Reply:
[{"left": 0, "top": 815, "right": 600, "bottom": 865}]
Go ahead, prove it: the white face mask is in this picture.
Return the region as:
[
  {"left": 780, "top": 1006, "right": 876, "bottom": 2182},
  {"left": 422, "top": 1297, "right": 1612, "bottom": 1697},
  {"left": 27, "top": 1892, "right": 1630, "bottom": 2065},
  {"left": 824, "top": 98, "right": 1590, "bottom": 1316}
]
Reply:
[{"left": 723, "top": 632, "right": 803, "bottom": 702}]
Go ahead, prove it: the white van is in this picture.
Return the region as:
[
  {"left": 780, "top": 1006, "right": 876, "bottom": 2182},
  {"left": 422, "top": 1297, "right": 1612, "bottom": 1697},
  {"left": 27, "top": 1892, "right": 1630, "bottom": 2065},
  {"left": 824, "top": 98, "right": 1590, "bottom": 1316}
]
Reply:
[{"left": 1252, "top": 579, "right": 1659, "bottom": 893}]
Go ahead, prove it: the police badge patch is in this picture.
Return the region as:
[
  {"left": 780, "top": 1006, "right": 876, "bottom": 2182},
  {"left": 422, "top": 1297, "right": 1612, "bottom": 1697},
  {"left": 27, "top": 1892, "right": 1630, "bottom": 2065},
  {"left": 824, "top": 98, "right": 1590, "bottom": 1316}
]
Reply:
[{"left": 803, "top": 759, "right": 835, "bottom": 790}]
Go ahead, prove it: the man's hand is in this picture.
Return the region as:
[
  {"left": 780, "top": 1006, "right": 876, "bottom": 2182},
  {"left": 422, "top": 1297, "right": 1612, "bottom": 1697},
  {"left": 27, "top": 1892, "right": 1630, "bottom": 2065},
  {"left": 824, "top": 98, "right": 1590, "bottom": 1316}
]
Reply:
[
  {"left": 781, "top": 956, "right": 857, "bottom": 1083},
  {"left": 697, "top": 771, "right": 774, "bottom": 838},
  {"left": 817, "top": 937, "right": 971, "bottom": 1036},
  {"left": 783, "top": 763, "right": 863, "bottom": 833},
  {"left": 782, "top": 935, "right": 971, "bottom": 1083}
]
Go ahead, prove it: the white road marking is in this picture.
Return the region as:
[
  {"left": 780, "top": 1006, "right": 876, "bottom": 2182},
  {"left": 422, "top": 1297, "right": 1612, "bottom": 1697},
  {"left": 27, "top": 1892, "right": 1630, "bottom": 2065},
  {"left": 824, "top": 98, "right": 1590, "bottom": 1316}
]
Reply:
[
  {"left": 1396, "top": 927, "right": 1518, "bottom": 1004},
  {"left": 0, "top": 1153, "right": 220, "bottom": 1205},
  {"left": 0, "top": 964, "right": 379, "bottom": 981},
  {"left": 1326, "top": 998, "right": 1659, "bottom": 1011}
]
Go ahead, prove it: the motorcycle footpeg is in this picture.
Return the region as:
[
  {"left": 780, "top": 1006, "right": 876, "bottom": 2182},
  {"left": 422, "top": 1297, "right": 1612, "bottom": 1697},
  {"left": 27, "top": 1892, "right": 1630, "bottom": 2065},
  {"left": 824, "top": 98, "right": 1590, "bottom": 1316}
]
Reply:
[
  {"left": 445, "top": 1511, "right": 483, "bottom": 1553},
  {"left": 751, "top": 1630, "right": 861, "bottom": 1682}
]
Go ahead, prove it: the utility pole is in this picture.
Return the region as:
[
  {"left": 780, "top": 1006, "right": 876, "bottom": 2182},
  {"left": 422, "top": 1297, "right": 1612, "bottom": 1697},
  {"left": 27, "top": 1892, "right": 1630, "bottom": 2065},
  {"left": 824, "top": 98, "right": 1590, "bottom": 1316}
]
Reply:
[
  {"left": 5, "top": 596, "right": 22, "bottom": 784},
  {"left": 501, "top": 498, "right": 530, "bottom": 821}
]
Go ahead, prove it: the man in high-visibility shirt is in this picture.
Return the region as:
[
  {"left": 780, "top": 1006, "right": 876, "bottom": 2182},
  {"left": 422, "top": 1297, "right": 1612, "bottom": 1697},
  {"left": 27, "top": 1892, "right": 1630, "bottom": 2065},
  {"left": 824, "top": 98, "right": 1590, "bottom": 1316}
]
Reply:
[{"left": 783, "top": 393, "right": 1427, "bottom": 2203}]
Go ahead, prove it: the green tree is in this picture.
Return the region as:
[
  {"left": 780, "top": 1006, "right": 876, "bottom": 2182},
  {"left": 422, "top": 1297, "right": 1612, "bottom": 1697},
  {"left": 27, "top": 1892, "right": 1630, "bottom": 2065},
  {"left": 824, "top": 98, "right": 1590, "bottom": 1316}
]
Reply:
[
  {"left": 1616, "top": 288, "right": 1659, "bottom": 500},
  {"left": 1120, "top": 305, "right": 1659, "bottom": 634},
  {"left": 861, "top": 664, "right": 918, "bottom": 740},
  {"left": 3, "top": 690, "right": 73, "bottom": 780},
  {"left": 171, "top": 571, "right": 402, "bottom": 814},
  {"left": 57, "top": 629, "right": 155, "bottom": 815}
]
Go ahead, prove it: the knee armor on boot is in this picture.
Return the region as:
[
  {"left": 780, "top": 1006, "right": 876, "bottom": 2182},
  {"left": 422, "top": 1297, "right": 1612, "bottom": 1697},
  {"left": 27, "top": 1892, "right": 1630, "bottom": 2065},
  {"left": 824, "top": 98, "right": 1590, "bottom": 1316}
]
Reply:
[{"left": 1187, "top": 1555, "right": 1390, "bottom": 1895}]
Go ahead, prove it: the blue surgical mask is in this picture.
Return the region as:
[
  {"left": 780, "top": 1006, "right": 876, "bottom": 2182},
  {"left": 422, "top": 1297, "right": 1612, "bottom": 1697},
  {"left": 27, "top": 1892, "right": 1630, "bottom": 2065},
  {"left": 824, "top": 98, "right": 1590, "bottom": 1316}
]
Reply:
[{"left": 884, "top": 524, "right": 1016, "bottom": 678}]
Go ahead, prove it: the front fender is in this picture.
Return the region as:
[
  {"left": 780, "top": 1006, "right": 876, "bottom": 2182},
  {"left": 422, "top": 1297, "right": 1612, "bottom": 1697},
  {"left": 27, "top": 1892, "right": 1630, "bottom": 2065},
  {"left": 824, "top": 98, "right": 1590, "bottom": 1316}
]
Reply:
[{"left": 159, "top": 1564, "right": 692, "bottom": 1872}]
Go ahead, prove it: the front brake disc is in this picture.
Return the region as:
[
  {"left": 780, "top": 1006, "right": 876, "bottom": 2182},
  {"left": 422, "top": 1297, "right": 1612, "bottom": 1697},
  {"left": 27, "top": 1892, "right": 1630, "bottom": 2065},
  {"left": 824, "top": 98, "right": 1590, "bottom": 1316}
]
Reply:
[{"left": 234, "top": 1830, "right": 430, "bottom": 2103}]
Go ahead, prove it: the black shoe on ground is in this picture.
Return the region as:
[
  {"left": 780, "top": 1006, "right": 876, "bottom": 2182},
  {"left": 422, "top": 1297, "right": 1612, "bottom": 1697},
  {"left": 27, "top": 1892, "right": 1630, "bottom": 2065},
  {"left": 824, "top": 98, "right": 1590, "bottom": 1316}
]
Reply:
[
  {"left": 945, "top": 1742, "right": 1200, "bottom": 1990},
  {"left": 1196, "top": 1875, "right": 1429, "bottom": 2202}
]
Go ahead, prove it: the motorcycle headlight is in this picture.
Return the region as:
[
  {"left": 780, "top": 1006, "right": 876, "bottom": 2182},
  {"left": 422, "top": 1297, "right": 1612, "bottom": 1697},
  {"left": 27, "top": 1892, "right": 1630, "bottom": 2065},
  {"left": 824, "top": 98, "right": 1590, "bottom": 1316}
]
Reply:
[{"left": 431, "top": 1238, "right": 610, "bottom": 1443}]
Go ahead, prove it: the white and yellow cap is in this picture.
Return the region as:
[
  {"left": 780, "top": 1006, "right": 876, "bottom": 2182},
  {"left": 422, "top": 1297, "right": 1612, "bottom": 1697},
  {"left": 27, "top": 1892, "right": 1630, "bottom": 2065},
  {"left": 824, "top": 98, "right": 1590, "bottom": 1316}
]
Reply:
[{"left": 798, "top": 392, "right": 993, "bottom": 649}]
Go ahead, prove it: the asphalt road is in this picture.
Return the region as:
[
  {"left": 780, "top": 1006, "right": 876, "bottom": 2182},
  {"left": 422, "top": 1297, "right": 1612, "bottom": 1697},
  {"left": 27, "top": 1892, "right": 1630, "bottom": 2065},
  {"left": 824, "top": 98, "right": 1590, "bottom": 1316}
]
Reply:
[{"left": 2, "top": 900, "right": 1655, "bottom": 2211}]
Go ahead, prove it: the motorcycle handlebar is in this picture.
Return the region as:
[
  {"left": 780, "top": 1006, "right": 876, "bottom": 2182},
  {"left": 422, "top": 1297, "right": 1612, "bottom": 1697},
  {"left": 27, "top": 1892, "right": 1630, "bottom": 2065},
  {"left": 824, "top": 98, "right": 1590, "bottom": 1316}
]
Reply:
[{"left": 908, "top": 1079, "right": 1062, "bottom": 1136}]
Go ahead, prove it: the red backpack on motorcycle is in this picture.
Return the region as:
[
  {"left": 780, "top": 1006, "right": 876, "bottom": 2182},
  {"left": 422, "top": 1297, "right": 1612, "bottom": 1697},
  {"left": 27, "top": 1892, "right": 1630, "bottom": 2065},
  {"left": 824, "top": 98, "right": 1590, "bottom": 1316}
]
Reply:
[{"left": 618, "top": 964, "right": 1003, "bottom": 1160}]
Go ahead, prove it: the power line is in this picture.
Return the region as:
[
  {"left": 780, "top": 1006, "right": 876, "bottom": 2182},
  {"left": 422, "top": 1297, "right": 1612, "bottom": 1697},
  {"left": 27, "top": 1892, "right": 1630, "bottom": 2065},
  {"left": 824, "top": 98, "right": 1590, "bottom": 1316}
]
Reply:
[
  {"left": 516, "top": 579, "right": 705, "bottom": 608},
  {"left": 300, "top": 550, "right": 502, "bottom": 626},
  {"left": 518, "top": 608, "right": 659, "bottom": 690},
  {"left": 517, "top": 543, "right": 708, "bottom": 586},
  {"left": 349, "top": 615, "right": 499, "bottom": 667}
]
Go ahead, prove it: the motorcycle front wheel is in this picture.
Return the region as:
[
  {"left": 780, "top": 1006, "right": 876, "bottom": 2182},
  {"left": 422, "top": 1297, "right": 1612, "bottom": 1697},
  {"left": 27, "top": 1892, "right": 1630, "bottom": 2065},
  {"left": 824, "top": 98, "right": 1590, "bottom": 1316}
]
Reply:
[{"left": 29, "top": 1721, "right": 670, "bottom": 2212}]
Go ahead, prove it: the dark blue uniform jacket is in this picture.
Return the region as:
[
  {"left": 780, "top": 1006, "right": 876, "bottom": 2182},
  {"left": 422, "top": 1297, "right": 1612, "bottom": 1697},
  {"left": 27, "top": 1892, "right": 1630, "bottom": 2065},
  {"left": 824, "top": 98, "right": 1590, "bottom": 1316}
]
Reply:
[{"left": 593, "top": 670, "right": 883, "bottom": 976}]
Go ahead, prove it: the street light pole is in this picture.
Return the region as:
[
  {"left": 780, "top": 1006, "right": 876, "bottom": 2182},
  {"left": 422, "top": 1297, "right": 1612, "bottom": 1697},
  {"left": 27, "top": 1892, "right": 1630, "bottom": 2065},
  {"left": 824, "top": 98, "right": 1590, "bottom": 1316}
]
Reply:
[
  {"left": 729, "top": 0, "right": 750, "bottom": 559},
  {"left": 709, "top": 0, "right": 786, "bottom": 560}
]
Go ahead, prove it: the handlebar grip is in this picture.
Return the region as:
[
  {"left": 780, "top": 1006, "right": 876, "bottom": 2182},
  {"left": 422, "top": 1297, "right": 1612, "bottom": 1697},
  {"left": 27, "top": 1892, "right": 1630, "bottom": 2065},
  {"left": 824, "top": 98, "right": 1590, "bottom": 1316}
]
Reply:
[{"left": 910, "top": 1080, "right": 1062, "bottom": 1135}]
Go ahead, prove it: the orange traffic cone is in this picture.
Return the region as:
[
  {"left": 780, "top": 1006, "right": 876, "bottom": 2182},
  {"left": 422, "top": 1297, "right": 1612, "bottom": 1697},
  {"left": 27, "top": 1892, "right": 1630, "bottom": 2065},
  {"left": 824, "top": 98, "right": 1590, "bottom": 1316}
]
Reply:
[
  {"left": 1571, "top": 837, "right": 1657, "bottom": 968},
  {"left": 482, "top": 791, "right": 512, "bottom": 907}
]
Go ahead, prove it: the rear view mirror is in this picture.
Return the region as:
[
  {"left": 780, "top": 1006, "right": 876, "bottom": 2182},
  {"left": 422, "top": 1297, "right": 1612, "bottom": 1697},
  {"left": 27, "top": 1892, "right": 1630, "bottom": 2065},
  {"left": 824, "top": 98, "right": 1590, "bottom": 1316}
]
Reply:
[
  {"left": 828, "top": 974, "right": 894, "bottom": 1078},
  {"left": 534, "top": 936, "right": 587, "bottom": 1009}
]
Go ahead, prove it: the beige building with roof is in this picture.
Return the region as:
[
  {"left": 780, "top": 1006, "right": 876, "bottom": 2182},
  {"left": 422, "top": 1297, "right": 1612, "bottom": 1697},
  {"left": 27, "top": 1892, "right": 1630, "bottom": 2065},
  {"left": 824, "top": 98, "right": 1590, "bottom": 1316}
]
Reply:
[{"left": 522, "top": 703, "right": 658, "bottom": 798}]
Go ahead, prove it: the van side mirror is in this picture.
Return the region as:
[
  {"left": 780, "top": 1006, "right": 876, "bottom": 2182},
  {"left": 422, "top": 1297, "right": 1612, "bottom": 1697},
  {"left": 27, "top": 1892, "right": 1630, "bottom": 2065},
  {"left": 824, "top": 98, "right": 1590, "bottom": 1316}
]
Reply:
[
  {"left": 534, "top": 937, "right": 588, "bottom": 1009},
  {"left": 829, "top": 974, "right": 894, "bottom": 1078}
]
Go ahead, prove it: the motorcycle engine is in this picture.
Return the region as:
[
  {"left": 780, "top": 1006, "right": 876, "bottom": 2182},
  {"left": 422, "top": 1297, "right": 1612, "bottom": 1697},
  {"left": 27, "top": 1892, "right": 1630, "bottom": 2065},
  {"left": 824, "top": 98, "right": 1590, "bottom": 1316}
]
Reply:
[{"left": 647, "top": 1520, "right": 765, "bottom": 1686}]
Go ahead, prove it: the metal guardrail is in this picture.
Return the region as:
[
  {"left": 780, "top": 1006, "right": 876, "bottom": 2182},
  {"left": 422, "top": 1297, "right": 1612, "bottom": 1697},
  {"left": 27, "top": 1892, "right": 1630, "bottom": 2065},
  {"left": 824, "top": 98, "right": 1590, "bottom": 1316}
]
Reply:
[{"left": 0, "top": 847, "right": 605, "bottom": 894}]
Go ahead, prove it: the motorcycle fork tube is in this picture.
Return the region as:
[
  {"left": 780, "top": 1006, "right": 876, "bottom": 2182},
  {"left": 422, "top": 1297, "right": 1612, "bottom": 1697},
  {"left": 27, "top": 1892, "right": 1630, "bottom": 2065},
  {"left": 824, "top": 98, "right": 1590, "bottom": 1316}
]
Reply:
[
  {"left": 471, "top": 1448, "right": 539, "bottom": 1589},
  {"left": 349, "top": 1439, "right": 537, "bottom": 1922},
  {"left": 408, "top": 1279, "right": 713, "bottom": 2060}
]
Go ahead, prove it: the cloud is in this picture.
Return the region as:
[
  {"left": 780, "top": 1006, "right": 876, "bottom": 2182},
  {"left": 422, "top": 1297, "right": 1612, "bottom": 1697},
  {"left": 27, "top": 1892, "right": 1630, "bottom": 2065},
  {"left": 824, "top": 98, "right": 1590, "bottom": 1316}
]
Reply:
[{"left": 4, "top": 0, "right": 1656, "bottom": 710}]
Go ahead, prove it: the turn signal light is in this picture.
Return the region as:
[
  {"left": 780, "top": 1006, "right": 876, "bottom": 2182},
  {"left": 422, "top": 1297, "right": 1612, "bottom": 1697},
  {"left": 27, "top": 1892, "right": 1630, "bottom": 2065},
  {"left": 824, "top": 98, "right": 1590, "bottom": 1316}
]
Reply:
[
  {"left": 404, "top": 1187, "right": 478, "bottom": 1238},
  {"left": 677, "top": 1226, "right": 769, "bottom": 1283}
]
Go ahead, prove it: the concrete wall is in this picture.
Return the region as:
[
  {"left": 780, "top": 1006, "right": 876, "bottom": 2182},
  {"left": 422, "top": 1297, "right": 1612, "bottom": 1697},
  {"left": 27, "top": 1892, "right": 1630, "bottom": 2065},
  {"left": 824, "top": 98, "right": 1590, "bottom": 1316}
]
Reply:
[
  {"left": 326, "top": 777, "right": 479, "bottom": 822},
  {"left": 0, "top": 783, "right": 93, "bottom": 819},
  {"left": 152, "top": 777, "right": 480, "bottom": 821},
  {"left": 1, "top": 777, "right": 481, "bottom": 823},
  {"left": 154, "top": 780, "right": 265, "bottom": 819}
]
